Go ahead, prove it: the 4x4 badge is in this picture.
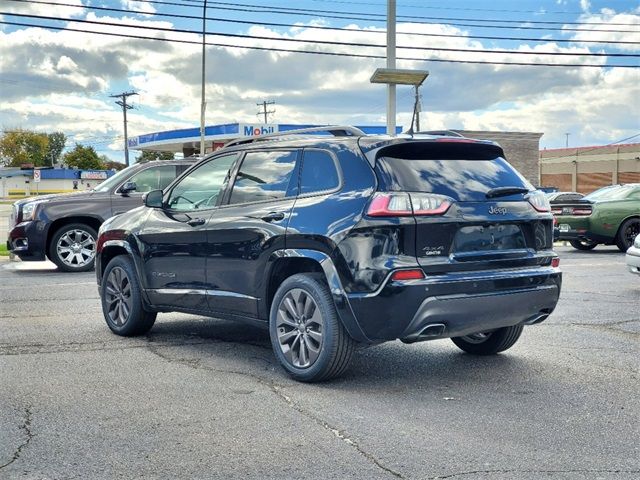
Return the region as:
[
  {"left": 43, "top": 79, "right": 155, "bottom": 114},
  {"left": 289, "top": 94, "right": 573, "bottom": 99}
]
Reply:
[{"left": 488, "top": 206, "right": 508, "bottom": 215}]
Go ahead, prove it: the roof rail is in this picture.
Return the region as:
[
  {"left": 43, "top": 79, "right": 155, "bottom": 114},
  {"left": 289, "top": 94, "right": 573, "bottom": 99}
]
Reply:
[
  {"left": 224, "top": 125, "right": 366, "bottom": 149},
  {"left": 417, "top": 130, "right": 465, "bottom": 138}
]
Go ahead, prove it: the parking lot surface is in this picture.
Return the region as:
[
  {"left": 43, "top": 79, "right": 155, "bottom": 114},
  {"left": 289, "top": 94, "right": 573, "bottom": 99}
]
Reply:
[{"left": 1, "top": 247, "right": 638, "bottom": 479}]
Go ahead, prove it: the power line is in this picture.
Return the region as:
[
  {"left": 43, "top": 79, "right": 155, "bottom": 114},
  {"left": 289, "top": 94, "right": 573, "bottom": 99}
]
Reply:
[
  {"left": 309, "top": 0, "right": 588, "bottom": 15},
  {"left": 4, "top": 12, "right": 640, "bottom": 61},
  {"left": 9, "top": 0, "right": 640, "bottom": 32},
  {"left": 155, "top": 0, "right": 640, "bottom": 28},
  {"left": 9, "top": 0, "right": 639, "bottom": 46},
  {"left": 3, "top": 19, "right": 637, "bottom": 69}
]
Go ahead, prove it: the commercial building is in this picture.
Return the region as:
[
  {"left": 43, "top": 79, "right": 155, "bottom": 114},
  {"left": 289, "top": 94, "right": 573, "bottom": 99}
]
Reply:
[
  {"left": 129, "top": 123, "right": 544, "bottom": 185},
  {"left": 0, "top": 168, "right": 115, "bottom": 198},
  {"left": 540, "top": 143, "right": 640, "bottom": 193}
]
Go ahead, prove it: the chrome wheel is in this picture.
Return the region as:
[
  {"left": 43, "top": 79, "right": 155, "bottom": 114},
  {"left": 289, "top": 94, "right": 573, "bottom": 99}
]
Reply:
[
  {"left": 276, "top": 288, "right": 324, "bottom": 368},
  {"left": 460, "top": 332, "right": 492, "bottom": 344},
  {"left": 56, "top": 229, "right": 96, "bottom": 268},
  {"left": 104, "top": 266, "right": 132, "bottom": 326}
]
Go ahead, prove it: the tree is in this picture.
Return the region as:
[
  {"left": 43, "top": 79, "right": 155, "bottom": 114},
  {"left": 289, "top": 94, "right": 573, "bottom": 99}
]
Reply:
[
  {"left": 63, "top": 144, "right": 104, "bottom": 170},
  {"left": 46, "top": 132, "right": 67, "bottom": 165},
  {"left": 136, "top": 150, "right": 175, "bottom": 162},
  {"left": 0, "top": 129, "right": 49, "bottom": 167},
  {"left": 101, "top": 157, "right": 127, "bottom": 171}
]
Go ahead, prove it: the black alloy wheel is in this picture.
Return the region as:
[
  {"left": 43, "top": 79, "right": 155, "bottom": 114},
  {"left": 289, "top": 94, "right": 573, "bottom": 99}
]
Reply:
[
  {"left": 451, "top": 325, "right": 524, "bottom": 355},
  {"left": 101, "top": 255, "right": 156, "bottom": 336},
  {"left": 569, "top": 239, "right": 597, "bottom": 251},
  {"left": 269, "top": 274, "right": 355, "bottom": 382},
  {"left": 616, "top": 218, "right": 640, "bottom": 252}
]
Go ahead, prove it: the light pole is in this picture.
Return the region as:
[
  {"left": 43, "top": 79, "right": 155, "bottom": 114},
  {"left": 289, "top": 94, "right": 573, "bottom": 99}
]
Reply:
[
  {"left": 200, "top": 0, "right": 208, "bottom": 156},
  {"left": 386, "top": 0, "right": 396, "bottom": 136}
]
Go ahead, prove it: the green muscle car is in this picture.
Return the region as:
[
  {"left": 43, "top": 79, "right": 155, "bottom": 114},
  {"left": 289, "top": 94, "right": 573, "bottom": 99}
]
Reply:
[{"left": 553, "top": 184, "right": 640, "bottom": 252}]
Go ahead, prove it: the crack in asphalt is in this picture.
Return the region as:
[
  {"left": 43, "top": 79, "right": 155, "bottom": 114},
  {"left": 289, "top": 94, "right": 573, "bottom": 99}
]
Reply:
[
  {"left": 0, "top": 339, "right": 211, "bottom": 356},
  {"left": 0, "top": 407, "right": 34, "bottom": 470},
  {"left": 145, "top": 340, "right": 404, "bottom": 479},
  {"left": 428, "top": 468, "right": 640, "bottom": 479}
]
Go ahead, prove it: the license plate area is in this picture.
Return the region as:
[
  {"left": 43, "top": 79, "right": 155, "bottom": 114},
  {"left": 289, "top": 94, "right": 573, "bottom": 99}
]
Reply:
[
  {"left": 559, "top": 224, "right": 570, "bottom": 233},
  {"left": 453, "top": 224, "right": 526, "bottom": 253}
]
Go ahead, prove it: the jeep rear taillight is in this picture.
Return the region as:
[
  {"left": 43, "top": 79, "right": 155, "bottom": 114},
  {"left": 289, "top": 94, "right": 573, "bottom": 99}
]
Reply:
[
  {"left": 367, "top": 192, "right": 451, "bottom": 217},
  {"left": 527, "top": 191, "right": 551, "bottom": 212}
]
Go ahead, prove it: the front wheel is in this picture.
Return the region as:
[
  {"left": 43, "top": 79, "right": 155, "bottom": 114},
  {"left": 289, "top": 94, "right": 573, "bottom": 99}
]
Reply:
[
  {"left": 269, "top": 274, "right": 355, "bottom": 382},
  {"left": 101, "top": 255, "right": 156, "bottom": 336},
  {"left": 616, "top": 218, "right": 640, "bottom": 252},
  {"left": 569, "top": 239, "right": 597, "bottom": 251},
  {"left": 451, "top": 325, "right": 524, "bottom": 355},
  {"left": 50, "top": 223, "right": 98, "bottom": 272}
]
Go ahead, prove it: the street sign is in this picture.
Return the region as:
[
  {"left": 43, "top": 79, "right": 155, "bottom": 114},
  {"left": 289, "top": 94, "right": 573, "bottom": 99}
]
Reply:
[{"left": 33, "top": 170, "right": 41, "bottom": 183}]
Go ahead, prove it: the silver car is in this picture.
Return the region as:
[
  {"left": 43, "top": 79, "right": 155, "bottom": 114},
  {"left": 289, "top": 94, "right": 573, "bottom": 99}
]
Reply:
[{"left": 626, "top": 234, "right": 640, "bottom": 275}]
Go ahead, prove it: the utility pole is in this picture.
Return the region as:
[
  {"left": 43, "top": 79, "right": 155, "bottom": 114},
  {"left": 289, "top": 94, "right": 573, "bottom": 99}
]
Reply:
[
  {"left": 256, "top": 101, "right": 276, "bottom": 124},
  {"left": 200, "top": 0, "right": 208, "bottom": 156},
  {"left": 565, "top": 133, "right": 570, "bottom": 148},
  {"left": 414, "top": 85, "right": 422, "bottom": 132},
  {"left": 110, "top": 91, "right": 137, "bottom": 166}
]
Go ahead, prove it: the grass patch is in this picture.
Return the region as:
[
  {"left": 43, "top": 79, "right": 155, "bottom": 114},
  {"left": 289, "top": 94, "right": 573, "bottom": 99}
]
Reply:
[{"left": 0, "top": 243, "right": 9, "bottom": 257}]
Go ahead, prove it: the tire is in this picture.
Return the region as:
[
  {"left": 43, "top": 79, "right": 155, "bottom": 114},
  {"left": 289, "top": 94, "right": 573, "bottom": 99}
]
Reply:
[
  {"left": 269, "top": 273, "right": 355, "bottom": 382},
  {"left": 615, "top": 218, "right": 640, "bottom": 252},
  {"left": 101, "top": 255, "right": 156, "bottom": 336},
  {"left": 569, "top": 239, "right": 597, "bottom": 251},
  {"left": 451, "top": 325, "right": 524, "bottom": 355},
  {"left": 50, "top": 223, "right": 98, "bottom": 272}
]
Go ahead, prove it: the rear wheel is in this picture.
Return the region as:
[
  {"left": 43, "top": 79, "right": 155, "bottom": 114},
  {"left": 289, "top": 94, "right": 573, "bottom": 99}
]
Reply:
[
  {"left": 50, "top": 223, "right": 97, "bottom": 272},
  {"left": 569, "top": 239, "right": 597, "bottom": 251},
  {"left": 451, "top": 325, "right": 524, "bottom": 355},
  {"left": 615, "top": 218, "right": 640, "bottom": 252},
  {"left": 269, "top": 274, "right": 355, "bottom": 382},
  {"left": 101, "top": 255, "right": 156, "bottom": 336}
]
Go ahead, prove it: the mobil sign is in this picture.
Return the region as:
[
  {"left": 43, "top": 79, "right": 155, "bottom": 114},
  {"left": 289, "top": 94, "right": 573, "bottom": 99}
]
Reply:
[{"left": 241, "top": 124, "right": 279, "bottom": 137}]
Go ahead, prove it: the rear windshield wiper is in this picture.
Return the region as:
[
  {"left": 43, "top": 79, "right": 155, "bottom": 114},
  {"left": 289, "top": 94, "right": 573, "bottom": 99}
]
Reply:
[{"left": 485, "top": 186, "right": 530, "bottom": 199}]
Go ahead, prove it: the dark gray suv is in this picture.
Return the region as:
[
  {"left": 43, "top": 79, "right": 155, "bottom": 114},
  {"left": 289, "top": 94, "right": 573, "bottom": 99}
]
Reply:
[{"left": 8, "top": 159, "right": 194, "bottom": 272}]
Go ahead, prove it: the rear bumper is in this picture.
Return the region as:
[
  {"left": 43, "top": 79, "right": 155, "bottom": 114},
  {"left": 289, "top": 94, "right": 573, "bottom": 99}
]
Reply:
[
  {"left": 626, "top": 246, "right": 640, "bottom": 275},
  {"left": 347, "top": 266, "right": 562, "bottom": 342},
  {"left": 8, "top": 221, "right": 47, "bottom": 261}
]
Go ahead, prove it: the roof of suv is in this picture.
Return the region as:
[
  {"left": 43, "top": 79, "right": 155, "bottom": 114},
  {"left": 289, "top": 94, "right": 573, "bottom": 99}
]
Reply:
[{"left": 219, "top": 131, "right": 505, "bottom": 167}]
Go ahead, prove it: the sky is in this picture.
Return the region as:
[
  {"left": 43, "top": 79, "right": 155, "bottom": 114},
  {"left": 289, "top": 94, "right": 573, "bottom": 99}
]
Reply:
[{"left": 0, "top": 0, "right": 639, "bottom": 163}]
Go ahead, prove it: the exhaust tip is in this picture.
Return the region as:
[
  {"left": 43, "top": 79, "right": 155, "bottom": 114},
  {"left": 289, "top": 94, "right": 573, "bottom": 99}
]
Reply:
[{"left": 400, "top": 323, "right": 446, "bottom": 344}]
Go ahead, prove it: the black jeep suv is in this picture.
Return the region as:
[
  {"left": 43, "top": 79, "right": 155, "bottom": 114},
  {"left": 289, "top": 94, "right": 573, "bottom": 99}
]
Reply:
[
  {"left": 96, "top": 127, "right": 561, "bottom": 382},
  {"left": 8, "top": 159, "right": 194, "bottom": 272}
]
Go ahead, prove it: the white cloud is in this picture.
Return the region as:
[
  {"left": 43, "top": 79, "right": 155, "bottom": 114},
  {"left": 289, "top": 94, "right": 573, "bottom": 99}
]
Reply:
[
  {"left": 0, "top": 13, "right": 638, "bottom": 151},
  {"left": 580, "top": 0, "right": 591, "bottom": 12}
]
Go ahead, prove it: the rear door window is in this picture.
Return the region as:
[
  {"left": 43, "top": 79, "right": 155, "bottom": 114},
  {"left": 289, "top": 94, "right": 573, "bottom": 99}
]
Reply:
[
  {"left": 228, "top": 150, "right": 298, "bottom": 205},
  {"left": 128, "top": 165, "right": 177, "bottom": 193},
  {"left": 375, "top": 142, "right": 533, "bottom": 202},
  {"left": 300, "top": 150, "right": 340, "bottom": 195}
]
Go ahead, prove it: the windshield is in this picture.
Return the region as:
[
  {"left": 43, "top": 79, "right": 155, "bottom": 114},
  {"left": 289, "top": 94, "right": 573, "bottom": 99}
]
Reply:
[
  {"left": 586, "top": 185, "right": 638, "bottom": 201},
  {"left": 584, "top": 185, "right": 623, "bottom": 201},
  {"left": 93, "top": 165, "right": 137, "bottom": 192}
]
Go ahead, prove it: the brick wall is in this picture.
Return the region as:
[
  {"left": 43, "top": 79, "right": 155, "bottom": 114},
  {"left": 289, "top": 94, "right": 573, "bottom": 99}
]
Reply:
[{"left": 455, "top": 130, "right": 543, "bottom": 185}]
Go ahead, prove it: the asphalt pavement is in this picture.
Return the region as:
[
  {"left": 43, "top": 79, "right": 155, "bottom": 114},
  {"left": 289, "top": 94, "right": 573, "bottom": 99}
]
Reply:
[{"left": 0, "top": 247, "right": 638, "bottom": 479}]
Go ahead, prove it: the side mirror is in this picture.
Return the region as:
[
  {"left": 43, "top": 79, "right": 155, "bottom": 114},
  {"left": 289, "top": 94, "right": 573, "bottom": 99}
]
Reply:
[
  {"left": 120, "top": 181, "right": 137, "bottom": 195},
  {"left": 144, "top": 189, "right": 164, "bottom": 208}
]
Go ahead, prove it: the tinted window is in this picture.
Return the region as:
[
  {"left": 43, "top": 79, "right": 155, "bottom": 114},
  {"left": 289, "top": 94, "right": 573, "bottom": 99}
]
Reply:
[
  {"left": 128, "top": 165, "right": 177, "bottom": 193},
  {"left": 167, "top": 154, "right": 237, "bottom": 211},
  {"left": 300, "top": 150, "right": 339, "bottom": 194},
  {"left": 229, "top": 150, "right": 298, "bottom": 204},
  {"left": 376, "top": 156, "right": 533, "bottom": 202}
]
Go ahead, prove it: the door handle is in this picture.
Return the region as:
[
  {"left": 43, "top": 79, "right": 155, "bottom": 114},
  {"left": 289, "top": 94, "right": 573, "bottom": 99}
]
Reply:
[
  {"left": 187, "top": 217, "right": 206, "bottom": 226},
  {"left": 261, "top": 211, "right": 285, "bottom": 222}
]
